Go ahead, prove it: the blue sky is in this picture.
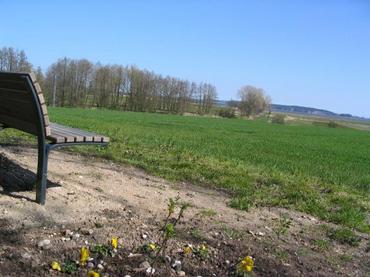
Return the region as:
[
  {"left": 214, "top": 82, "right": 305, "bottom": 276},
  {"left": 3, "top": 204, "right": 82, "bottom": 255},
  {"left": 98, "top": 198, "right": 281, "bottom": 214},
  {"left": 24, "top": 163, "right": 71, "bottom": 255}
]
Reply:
[{"left": 1, "top": 0, "right": 369, "bottom": 117}]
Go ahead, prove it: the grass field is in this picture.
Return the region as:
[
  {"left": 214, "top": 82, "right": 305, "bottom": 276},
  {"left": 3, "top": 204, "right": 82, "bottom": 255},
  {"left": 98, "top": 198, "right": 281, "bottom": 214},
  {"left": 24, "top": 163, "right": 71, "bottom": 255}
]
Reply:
[{"left": 1, "top": 107, "right": 369, "bottom": 233}]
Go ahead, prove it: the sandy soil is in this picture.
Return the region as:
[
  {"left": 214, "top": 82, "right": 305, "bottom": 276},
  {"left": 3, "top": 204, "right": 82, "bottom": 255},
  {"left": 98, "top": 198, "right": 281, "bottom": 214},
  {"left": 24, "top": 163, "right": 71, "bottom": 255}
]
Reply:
[{"left": 0, "top": 145, "right": 369, "bottom": 276}]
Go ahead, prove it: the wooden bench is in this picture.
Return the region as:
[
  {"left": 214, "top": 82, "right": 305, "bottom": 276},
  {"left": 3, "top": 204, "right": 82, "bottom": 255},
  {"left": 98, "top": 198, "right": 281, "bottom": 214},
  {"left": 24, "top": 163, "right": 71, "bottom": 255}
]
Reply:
[{"left": 0, "top": 72, "right": 109, "bottom": 205}]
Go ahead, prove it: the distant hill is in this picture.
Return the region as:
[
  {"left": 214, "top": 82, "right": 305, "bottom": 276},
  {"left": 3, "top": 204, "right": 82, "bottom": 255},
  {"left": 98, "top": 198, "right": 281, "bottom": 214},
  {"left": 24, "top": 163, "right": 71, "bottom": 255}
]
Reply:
[
  {"left": 271, "top": 104, "right": 336, "bottom": 116},
  {"left": 215, "top": 100, "right": 370, "bottom": 122}
]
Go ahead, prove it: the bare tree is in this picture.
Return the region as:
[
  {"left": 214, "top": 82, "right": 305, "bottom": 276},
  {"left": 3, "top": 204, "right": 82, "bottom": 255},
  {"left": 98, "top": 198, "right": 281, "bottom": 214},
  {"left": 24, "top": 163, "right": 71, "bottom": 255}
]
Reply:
[
  {"left": 238, "top": 85, "right": 271, "bottom": 117},
  {"left": 0, "top": 47, "right": 32, "bottom": 72}
]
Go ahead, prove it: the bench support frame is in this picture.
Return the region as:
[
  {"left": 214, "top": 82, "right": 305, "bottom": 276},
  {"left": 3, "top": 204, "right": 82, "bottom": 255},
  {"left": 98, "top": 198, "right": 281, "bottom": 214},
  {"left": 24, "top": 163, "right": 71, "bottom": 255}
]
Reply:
[
  {"left": 18, "top": 76, "right": 108, "bottom": 205},
  {"left": 35, "top": 142, "right": 107, "bottom": 205}
]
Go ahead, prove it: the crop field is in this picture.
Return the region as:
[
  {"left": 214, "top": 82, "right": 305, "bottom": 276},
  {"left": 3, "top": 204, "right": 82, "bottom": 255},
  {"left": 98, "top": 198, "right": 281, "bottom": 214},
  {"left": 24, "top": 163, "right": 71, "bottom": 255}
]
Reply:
[{"left": 1, "top": 107, "right": 369, "bottom": 233}]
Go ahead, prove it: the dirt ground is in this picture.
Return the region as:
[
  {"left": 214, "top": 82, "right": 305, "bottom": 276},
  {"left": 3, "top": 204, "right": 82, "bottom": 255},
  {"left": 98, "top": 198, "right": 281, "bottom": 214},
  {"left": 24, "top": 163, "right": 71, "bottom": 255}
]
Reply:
[{"left": 0, "top": 145, "right": 369, "bottom": 276}]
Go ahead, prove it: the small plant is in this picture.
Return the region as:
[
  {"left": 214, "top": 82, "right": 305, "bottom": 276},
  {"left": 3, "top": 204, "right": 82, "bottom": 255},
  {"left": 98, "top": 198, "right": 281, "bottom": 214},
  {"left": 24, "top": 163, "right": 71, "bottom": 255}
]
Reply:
[
  {"left": 275, "top": 214, "right": 292, "bottom": 237},
  {"left": 191, "top": 228, "right": 206, "bottom": 240},
  {"left": 199, "top": 208, "right": 217, "bottom": 217},
  {"left": 271, "top": 113, "right": 286, "bottom": 124},
  {"left": 193, "top": 244, "right": 209, "bottom": 260},
  {"left": 62, "top": 260, "right": 78, "bottom": 274},
  {"left": 339, "top": 254, "right": 352, "bottom": 263},
  {"left": 91, "top": 244, "right": 110, "bottom": 257},
  {"left": 152, "top": 197, "right": 189, "bottom": 266},
  {"left": 274, "top": 248, "right": 289, "bottom": 262},
  {"left": 326, "top": 227, "right": 361, "bottom": 246},
  {"left": 229, "top": 196, "right": 251, "bottom": 211},
  {"left": 312, "top": 239, "right": 330, "bottom": 252}
]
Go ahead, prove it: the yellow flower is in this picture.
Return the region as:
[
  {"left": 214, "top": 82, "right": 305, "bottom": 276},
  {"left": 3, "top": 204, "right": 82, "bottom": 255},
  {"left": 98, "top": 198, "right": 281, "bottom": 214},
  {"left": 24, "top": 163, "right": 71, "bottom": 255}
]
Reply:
[
  {"left": 200, "top": 244, "right": 207, "bottom": 251},
  {"left": 111, "top": 237, "right": 118, "bottom": 249},
  {"left": 87, "top": 271, "right": 100, "bottom": 277},
  {"left": 183, "top": 245, "right": 192, "bottom": 254},
  {"left": 148, "top": 243, "right": 156, "bottom": 251},
  {"left": 51, "top": 261, "right": 61, "bottom": 271},
  {"left": 239, "top": 256, "right": 254, "bottom": 273},
  {"left": 80, "top": 247, "right": 90, "bottom": 266}
]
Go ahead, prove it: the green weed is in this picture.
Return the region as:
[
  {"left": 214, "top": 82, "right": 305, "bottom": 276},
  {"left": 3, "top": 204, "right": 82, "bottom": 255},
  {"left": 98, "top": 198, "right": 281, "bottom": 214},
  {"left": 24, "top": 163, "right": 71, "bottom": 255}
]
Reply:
[{"left": 326, "top": 227, "right": 361, "bottom": 246}]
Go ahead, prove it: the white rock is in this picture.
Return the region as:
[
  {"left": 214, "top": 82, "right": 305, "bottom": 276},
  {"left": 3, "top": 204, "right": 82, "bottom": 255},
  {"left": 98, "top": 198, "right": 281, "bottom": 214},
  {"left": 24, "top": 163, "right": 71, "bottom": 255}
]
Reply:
[
  {"left": 81, "top": 228, "right": 94, "bottom": 235},
  {"left": 172, "top": 260, "right": 182, "bottom": 271},
  {"left": 140, "top": 261, "right": 151, "bottom": 269},
  {"left": 177, "top": 271, "right": 186, "bottom": 276},
  {"left": 87, "top": 262, "right": 95, "bottom": 268},
  {"left": 97, "top": 264, "right": 104, "bottom": 270},
  {"left": 21, "top": 252, "right": 32, "bottom": 259},
  {"left": 146, "top": 267, "right": 155, "bottom": 275},
  {"left": 37, "top": 239, "right": 51, "bottom": 249},
  {"left": 165, "top": 255, "right": 171, "bottom": 263},
  {"left": 142, "top": 234, "right": 148, "bottom": 239},
  {"left": 63, "top": 229, "right": 73, "bottom": 236}
]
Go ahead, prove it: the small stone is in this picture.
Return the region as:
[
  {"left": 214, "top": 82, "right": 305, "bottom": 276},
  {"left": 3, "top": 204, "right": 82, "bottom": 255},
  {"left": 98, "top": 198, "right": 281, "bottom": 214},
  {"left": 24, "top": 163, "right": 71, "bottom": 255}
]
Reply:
[
  {"left": 142, "top": 234, "right": 148, "bottom": 239},
  {"left": 177, "top": 271, "right": 186, "bottom": 276},
  {"left": 146, "top": 267, "right": 155, "bottom": 275},
  {"left": 164, "top": 255, "right": 171, "bottom": 264},
  {"left": 97, "top": 264, "right": 104, "bottom": 270},
  {"left": 140, "top": 261, "right": 151, "bottom": 269},
  {"left": 37, "top": 239, "right": 51, "bottom": 249},
  {"left": 124, "top": 275, "right": 131, "bottom": 277},
  {"left": 73, "top": 233, "right": 80, "bottom": 239},
  {"left": 264, "top": 226, "right": 272, "bottom": 231},
  {"left": 21, "top": 252, "right": 32, "bottom": 259},
  {"left": 257, "top": 231, "right": 265, "bottom": 237},
  {"left": 63, "top": 229, "right": 73, "bottom": 236},
  {"left": 81, "top": 228, "right": 94, "bottom": 235},
  {"left": 225, "top": 260, "right": 230, "bottom": 265},
  {"left": 172, "top": 260, "right": 182, "bottom": 271},
  {"left": 87, "top": 262, "right": 95, "bottom": 268},
  {"left": 128, "top": 253, "right": 142, "bottom": 258}
]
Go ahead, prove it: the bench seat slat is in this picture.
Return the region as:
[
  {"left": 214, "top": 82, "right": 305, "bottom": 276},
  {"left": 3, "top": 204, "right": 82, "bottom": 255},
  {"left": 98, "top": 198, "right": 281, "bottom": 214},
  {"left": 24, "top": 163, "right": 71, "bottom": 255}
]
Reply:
[{"left": 47, "top": 123, "right": 109, "bottom": 144}]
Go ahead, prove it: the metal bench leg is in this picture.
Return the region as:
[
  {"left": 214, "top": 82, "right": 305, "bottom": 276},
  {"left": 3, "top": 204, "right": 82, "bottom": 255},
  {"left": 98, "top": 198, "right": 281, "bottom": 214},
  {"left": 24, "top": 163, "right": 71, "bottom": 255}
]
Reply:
[{"left": 36, "top": 144, "right": 49, "bottom": 205}]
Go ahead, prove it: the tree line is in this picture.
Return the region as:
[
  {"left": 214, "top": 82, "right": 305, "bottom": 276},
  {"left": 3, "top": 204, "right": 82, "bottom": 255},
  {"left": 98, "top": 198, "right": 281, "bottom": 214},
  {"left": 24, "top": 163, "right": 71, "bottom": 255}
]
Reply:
[
  {"left": 1, "top": 47, "right": 271, "bottom": 117},
  {"left": 43, "top": 58, "right": 217, "bottom": 114},
  {"left": 0, "top": 47, "right": 217, "bottom": 115}
]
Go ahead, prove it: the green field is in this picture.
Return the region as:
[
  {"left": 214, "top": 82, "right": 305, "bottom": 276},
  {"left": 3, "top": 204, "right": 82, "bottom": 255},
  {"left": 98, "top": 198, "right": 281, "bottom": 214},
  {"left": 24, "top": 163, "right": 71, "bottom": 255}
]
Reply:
[{"left": 1, "top": 107, "right": 369, "bottom": 233}]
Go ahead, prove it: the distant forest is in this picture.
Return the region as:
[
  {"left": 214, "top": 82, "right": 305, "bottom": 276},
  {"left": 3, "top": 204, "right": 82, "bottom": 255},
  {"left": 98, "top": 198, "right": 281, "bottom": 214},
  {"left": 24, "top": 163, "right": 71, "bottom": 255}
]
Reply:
[{"left": 0, "top": 47, "right": 217, "bottom": 115}]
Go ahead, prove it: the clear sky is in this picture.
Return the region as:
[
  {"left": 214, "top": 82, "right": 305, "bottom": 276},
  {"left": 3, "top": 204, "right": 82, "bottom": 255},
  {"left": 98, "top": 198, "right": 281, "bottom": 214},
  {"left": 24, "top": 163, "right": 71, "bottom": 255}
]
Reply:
[{"left": 1, "top": 0, "right": 369, "bottom": 117}]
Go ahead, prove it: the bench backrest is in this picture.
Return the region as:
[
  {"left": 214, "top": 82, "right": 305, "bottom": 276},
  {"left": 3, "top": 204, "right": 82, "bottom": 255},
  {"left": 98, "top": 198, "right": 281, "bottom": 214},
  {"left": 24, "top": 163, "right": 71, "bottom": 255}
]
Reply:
[{"left": 0, "top": 72, "right": 51, "bottom": 137}]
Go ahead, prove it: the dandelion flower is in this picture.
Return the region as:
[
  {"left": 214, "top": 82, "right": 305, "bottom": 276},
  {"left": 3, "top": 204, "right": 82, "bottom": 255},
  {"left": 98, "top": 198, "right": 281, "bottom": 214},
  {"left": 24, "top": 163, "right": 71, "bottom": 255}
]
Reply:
[
  {"left": 111, "top": 237, "right": 118, "bottom": 249},
  {"left": 51, "top": 261, "right": 61, "bottom": 271},
  {"left": 183, "top": 245, "right": 192, "bottom": 255},
  {"left": 80, "top": 247, "right": 90, "bottom": 266},
  {"left": 239, "top": 256, "right": 254, "bottom": 273},
  {"left": 148, "top": 243, "right": 157, "bottom": 251},
  {"left": 87, "top": 271, "right": 100, "bottom": 277}
]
